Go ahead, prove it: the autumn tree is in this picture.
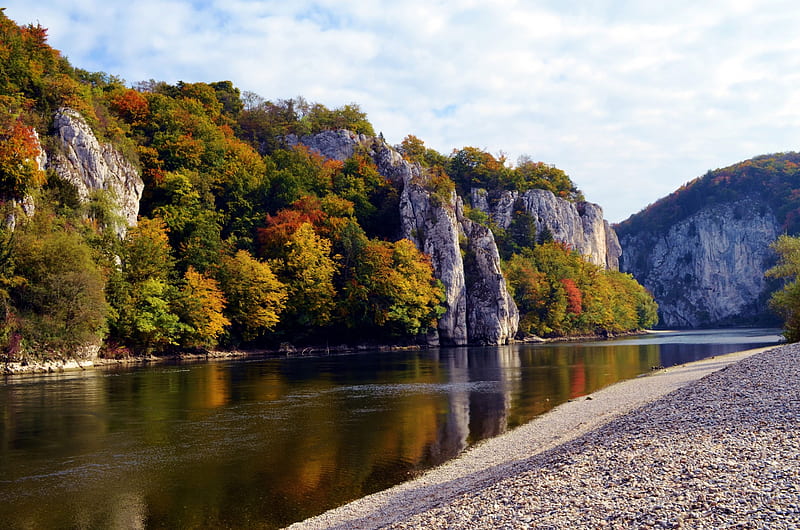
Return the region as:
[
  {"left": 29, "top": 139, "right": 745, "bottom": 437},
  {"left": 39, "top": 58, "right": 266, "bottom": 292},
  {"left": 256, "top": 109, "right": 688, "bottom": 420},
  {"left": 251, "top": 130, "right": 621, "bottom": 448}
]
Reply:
[
  {"left": 514, "top": 156, "right": 583, "bottom": 200},
  {"left": 399, "top": 135, "right": 447, "bottom": 168},
  {"left": 175, "top": 267, "right": 230, "bottom": 348},
  {"left": 0, "top": 104, "right": 46, "bottom": 200},
  {"left": 110, "top": 89, "right": 150, "bottom": 126},
  {"left": 342, "top": 238, "right": 445, "bottom": 336},
  {"left": 273, "top": 222, "right": 338, "bottom": 330},
  {"left": 218, "top": 250, "right": 287, "bottom": 342},
  {"left": 504, "top": 242, "right": 657, "bottom": 337}
]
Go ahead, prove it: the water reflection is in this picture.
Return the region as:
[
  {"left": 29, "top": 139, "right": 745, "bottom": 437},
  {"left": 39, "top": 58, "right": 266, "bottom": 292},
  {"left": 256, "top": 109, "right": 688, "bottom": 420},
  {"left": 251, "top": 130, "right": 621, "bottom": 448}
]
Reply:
[{"left": 0, "top": 329, "right": 781, "bottom": 528}]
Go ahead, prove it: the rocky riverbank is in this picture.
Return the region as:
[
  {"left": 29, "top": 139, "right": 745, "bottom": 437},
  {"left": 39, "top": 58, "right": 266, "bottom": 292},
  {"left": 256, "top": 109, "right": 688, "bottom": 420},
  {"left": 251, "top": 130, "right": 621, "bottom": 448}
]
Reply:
[
  {"left": 0, "top": 350, "right": 253, "bottom": 376},
  {"left": 2, "top": 331, "right": 647, "bottom": 377},
  {"left": 293, "top": 344, "right": 799, "bottom": 529}
]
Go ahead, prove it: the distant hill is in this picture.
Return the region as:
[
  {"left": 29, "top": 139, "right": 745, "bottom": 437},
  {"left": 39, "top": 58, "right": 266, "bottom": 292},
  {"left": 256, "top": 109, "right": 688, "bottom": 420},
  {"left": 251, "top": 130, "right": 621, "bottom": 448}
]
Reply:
[{"left": 616, "top": 153, "right": 800, "bottom": 327}]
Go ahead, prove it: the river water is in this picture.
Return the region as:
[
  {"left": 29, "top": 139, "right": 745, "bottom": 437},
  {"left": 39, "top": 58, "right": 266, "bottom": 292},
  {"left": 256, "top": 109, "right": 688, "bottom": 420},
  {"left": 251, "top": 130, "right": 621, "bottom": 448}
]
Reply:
[{"left": 0, "top": 328, "right": 782, "bottom": 528}]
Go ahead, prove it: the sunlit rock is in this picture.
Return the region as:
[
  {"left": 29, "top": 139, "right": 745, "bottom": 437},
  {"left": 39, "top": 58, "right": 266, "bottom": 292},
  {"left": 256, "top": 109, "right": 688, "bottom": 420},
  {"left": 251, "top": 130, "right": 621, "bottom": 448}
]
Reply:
[
  {"left": 48, "top": 107, "right": 144, "bottom": 233},
  {"left": 296, "top": 130, "right": 519, "bottom": 345},
  {"left": 473, "top": 187, "right": 621, "bottom": 270}
]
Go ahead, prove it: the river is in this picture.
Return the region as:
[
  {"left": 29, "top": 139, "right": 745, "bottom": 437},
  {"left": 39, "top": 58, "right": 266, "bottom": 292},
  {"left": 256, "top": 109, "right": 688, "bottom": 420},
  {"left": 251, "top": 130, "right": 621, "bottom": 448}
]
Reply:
[{"left": 0, "top": 328, "right": 782, "bottom": 528}]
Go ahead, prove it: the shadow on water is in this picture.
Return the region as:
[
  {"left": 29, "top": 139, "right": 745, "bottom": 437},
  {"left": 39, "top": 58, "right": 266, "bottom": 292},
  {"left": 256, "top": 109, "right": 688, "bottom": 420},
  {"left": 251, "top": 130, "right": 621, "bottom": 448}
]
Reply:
[{"left": 0, "top": 328, "right": 782, "bottom": 528}]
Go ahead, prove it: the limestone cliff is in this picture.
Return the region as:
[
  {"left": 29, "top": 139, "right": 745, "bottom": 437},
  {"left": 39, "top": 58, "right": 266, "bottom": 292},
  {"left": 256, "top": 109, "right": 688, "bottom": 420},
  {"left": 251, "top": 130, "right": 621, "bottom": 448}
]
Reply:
[
  {"left": 460, "top": 216, "right": 519, "bottom": 344},
  {"left": 47, "top": 107, "right": 144, "bottom": 232},
  {"left": 619, "top": 199, "right": 780, "bottom": 328},
  {"left": 471, "top": 188, "right": 621, "bottom": 270},
  {"left": 294, "top": 130, "right": 519, "bottom": 345}
]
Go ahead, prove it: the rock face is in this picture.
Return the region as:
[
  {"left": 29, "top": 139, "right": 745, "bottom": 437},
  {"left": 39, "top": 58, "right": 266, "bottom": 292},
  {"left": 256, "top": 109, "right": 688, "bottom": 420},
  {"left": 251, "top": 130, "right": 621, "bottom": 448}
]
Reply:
[
  {"left": 33, "top": 128, "right": 47, "bottom": 174},
  {"left": 295, "top": 130, "right": 519, "bottom": 345},
  {"left": 461, "top": 217, "right": 519, "bottom": 344},
  {"left": 48, "top": 107, "right": 144, "bottom": 232},
  {"left": 471, "top": 188, "right": 621, "bottom": 270},
  {"left": 619, "top": 199, "right": 780, "bottom": 328}
]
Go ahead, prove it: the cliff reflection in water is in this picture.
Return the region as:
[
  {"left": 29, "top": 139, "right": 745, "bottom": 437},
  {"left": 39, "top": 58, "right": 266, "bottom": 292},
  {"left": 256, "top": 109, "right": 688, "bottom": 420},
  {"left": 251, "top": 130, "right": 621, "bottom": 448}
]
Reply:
[{"left": 0, "top": 329, "right": 781, "bottom": 529}]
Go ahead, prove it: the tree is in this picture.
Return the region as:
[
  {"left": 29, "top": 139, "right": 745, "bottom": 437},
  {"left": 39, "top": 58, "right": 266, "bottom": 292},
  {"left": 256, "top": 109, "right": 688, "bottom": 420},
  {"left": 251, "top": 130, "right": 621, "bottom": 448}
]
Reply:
[
  {"left": 766, "top": 234, "right": 800, "bottom": 341},
  {"left": 399, "top": 135, "right": 447, "bottom": 168},
  {"left": 503, "top": 242, "right": 657, "bottom": 337},
  {"left": 112, "top": 277, "right": 182, "bottom": 352},
  {"left": 342, "top": 238, "right": 445, "bottom": 336},
  {"left": 119, "top": 217, "right": 174, "bottom": 283},
  {"left": 274, "top": 222, "right": 338, "bottom": 329},
  {"left": 176, "top": 267, "right": 230, "bottom": 348},
  {"left": 0, "top": 109, "right": 46, "bottom": 200},
  {"left": 218, "top": 250, "right": 287, "bottom": 341},
  {"left": 107, "top": 217, "right": 182, "bottom": 352},
  {"left": 110, "top": 89, "right": 150, "bottom": 126},
  {"left": 11, "top": 226, "right": 108, "bottom": 356},
  {"left": 0, "top": 223, "right": 20, "bottom": 357}
]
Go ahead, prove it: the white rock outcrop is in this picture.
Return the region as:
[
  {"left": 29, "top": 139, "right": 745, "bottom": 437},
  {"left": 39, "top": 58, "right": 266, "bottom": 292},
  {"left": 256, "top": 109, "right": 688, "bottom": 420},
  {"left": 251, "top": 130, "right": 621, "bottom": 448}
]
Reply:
[
  {"left": 461, "top": 216, "right": 519, "bottom": 344},
  {"left": 296, "top": 130, "right": 519, "bottom": 345},
  {"left": 472, "top": 188, "right": 621, "bottom": 270},
  {"left": 48, "top": 107, "right": 144, "bottom": 232}
]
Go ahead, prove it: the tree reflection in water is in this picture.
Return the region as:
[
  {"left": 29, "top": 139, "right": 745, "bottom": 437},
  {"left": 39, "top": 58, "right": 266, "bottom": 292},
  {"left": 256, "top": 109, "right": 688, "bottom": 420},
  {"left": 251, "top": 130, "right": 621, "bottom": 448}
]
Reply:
[{"left": 0, "top": 329, "right": 782, "bottom": 528}]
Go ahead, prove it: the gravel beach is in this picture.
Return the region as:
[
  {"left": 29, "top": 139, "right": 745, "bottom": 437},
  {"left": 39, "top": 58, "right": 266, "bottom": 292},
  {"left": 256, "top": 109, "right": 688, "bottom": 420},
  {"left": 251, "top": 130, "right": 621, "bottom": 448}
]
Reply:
[{"left": 292, "top": 343, "right": 800, "bottom": 529}]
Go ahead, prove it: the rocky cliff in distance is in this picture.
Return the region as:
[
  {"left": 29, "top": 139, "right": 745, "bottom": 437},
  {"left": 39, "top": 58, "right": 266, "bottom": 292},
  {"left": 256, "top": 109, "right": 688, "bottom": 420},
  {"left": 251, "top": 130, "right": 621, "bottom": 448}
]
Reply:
[
  {"left": 292, "top": 130, "right": 519, "bottom": 345},
  {"left": 471, "top": 188, "right": 622, "bottom": 270},
  {"left": 619, "top": 199, "right": 781, "bottom": 328},
  {"left": 48, "top": 107, "right": 144, "bottom": 233}
]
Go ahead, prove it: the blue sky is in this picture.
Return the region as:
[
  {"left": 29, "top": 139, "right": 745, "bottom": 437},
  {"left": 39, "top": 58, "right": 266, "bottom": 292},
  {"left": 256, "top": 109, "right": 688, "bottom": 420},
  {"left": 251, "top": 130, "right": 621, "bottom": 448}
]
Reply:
[{"left": 6, "top": 0, "right": 800, "bottom": 222}]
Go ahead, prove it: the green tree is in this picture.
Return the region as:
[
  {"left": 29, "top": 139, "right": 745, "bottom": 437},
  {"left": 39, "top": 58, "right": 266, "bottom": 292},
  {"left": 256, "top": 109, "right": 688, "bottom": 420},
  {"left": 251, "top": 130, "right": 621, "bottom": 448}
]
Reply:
[
  {"left": 766, "top": 234, "right": 800, "bottom": 341},
  {"left": 107, "top": 217, "right": 182, "bottom": 352},
  {"left": 11, "top": 226, "right": 108, "bottom": 356},
  {"left": 112, "top": 277, "right": 183, "bottom": 352}
]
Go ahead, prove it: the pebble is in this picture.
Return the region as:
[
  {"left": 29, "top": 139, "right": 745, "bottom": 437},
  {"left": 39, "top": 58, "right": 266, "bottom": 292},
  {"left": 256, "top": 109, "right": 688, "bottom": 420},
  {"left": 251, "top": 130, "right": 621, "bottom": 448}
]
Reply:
[{"left": 386, "top": 344, "right": 800, "bottom": 529}]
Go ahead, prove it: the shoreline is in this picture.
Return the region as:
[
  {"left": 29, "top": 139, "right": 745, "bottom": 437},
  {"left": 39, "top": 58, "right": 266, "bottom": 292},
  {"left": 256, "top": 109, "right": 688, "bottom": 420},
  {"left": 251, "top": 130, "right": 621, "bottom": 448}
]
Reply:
[
  {"left": 0, "top": 349, "right": 256, "bottom": 376},
  {"left": 0, "top": 329, "right": 655, "bottom": 377},
  {"left": 290, "top": 344, "right": 781, "bottom": 529}
]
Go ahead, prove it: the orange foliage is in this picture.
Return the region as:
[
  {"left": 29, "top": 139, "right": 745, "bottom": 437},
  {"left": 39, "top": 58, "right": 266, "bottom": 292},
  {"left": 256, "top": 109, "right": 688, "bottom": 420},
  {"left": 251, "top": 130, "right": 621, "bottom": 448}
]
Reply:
[
  {"left": 0, "top": 116, "right": 46, "bottom": 198},
  {"left": 180, "top": 267, "right": 230, "bottom": 347},
  {"left": 560, "top": 278, "right": 582, "bottom": 315},
  {"left": 258, "top": 197, "right": 328, "bottom": 257},
  {"left": 111, "top": 89, "right": 150, "bottom": 125}
]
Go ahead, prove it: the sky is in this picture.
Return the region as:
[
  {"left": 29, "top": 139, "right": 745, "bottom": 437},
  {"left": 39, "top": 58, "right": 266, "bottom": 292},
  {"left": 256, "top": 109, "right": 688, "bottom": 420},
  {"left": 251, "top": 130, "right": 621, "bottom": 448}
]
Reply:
[{"left": 6, "top": 0, "right": 800, "bottom": 222}]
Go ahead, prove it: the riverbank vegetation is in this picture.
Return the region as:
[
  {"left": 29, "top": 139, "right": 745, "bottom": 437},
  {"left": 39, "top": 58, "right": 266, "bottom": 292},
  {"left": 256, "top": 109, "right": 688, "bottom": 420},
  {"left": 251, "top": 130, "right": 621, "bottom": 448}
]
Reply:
[
  {"left": 504, "top": 242, "right": 657, "bottom": 337},
  {"left": 0, "top": 11, "right": 656, "bottom": 361},
  {"left": 766, "top": 235, "right": 800, "bottom": 342}
]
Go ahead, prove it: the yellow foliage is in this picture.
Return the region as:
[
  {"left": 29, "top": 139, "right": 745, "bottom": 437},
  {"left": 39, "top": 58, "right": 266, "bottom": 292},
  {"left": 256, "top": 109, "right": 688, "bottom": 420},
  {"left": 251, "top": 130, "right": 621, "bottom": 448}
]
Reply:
[
  {"left": 220, "top": 250, "right": 287, "bottom": 340},
  {"left": 180, "top": 267, "right": 230, "bottom": 348}
]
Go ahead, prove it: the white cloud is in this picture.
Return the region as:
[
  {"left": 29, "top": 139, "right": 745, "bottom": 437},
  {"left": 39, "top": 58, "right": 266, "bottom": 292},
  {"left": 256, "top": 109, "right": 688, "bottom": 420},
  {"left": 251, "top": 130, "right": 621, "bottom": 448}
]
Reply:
[{"left": 5, "top": 0, "right": 800, "bottom": 221}]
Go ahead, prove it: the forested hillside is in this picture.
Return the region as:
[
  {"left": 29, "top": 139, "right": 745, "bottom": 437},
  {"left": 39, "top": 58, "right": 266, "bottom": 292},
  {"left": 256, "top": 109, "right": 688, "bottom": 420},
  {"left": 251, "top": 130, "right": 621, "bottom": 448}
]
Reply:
[
  {"left": 0, "top": 11, "right": 656, "bottom": 360},
  {"left": 616, "top": 153, "right": 800, "bottom": 237}
]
